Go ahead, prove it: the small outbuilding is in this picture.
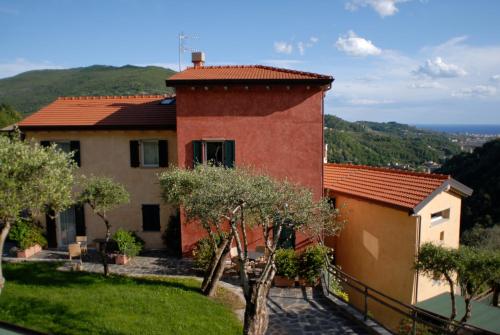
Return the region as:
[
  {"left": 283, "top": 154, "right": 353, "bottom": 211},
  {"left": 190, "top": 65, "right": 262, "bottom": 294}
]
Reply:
[{"left": 323, "top": 163, "right": 473, "bottom": 330}]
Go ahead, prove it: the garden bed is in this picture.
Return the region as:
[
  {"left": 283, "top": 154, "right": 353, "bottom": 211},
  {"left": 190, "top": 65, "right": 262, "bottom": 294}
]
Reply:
[{"left": 0, "top": 262, "right": 242, "bottom": 335}]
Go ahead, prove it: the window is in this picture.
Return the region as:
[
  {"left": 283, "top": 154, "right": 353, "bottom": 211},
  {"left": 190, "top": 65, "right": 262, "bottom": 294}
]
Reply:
[
  {"left": 193, "top": 140, "right": 235, "bottom": 168},
  {"left": 130, "top": 140, "right": 168, "bottom": 168},
  {"left": 142, "top": 204, "right": 160, "bottom": 231},
  {"left": 40, "top": 140, "right": 81, "bottom": 167},
  {"left": 439, "top": 231, "right": 445, "bottom": 241},
  {"left": 206, "top": 141, "right": 224, "bottom": 165},
  {"left": 142, "top": 141, "right": 159, "bottom": 167},
  {"left": 431, "top": 209, "right": 450, "bottom": 225}
]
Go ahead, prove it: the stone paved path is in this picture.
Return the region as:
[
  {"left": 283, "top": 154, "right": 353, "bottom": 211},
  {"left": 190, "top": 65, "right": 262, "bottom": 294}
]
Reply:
[{"left": 266, "top": 287, "right": 370, "bottom": 335}]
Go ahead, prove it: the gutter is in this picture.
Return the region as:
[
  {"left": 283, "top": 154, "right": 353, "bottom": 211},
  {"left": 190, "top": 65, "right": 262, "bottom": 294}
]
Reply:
[{"left": 412, "top": 214, "right": 422, "bottom": 304}]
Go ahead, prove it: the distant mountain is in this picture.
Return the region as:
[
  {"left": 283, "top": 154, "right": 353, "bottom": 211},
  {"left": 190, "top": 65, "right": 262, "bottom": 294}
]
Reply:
[
  {"left": 324, "top": 115, "right": 461, "bottom": 169},
  {"left": 0, "top": 65, "right": 176, "bottom": 115},
  {"left": 437, "top": 139, "right": 500, "bottom": 233}
]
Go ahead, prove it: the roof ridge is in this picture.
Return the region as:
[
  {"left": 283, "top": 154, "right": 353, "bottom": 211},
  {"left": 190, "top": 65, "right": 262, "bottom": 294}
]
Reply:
[
  {"left": 57, "top": 94, "right": 174, "bottom": 100},
  {"left": 324, "top": 163, "right": 450, "bottom": 180},
  {"left": 183, "top": 65, "right": 333, "bottom": 79}
]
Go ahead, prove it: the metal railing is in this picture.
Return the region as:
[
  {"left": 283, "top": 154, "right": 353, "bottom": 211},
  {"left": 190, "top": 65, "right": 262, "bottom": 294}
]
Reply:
[{"left": 323, "top": 259, "right": 495, "bottom": 335}]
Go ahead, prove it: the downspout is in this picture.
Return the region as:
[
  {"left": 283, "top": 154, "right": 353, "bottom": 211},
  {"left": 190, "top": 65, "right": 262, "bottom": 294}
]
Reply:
[{"left": 413, "top": 213, "right": 422, "bottom": 304}]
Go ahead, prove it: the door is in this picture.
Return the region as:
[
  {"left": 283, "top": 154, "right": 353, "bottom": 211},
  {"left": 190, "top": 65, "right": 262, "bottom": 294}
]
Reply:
[{"left": 59, "top": 206, "right": 77, "bottom": 247}]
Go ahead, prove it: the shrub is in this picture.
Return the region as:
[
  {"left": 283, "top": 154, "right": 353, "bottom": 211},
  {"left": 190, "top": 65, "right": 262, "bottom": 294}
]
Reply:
[
  {"left": 193, "top": 233, "right": 224, "bottom": 271},
  {"left": 275, "top": 248, "right": 299, "bottom": 279},
  {"left": 329, "top": 276, "right": 349, "bottom": 302},
  {"left": 299, "top": 245, "right": 329, "bottom": 285},
  {"left": 9, "top": 218, "right": 47, "bottom": 250},
  {"left": 113, "top": 229, "right": 142, "bottom": 257}
]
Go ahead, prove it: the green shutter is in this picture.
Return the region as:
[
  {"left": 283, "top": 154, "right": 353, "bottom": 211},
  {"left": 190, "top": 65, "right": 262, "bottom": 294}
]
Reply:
[
  {"left": 193, "top": 140, "right": 202, "bottom": 167},
  {"left": 158, "top": 140, "right": 168, "bottom": 167},
  {"left": 130, "top": 140, "right": 140, "bottom": 167},
  {"left": 224, "top": 140, "right": 235, "bottom": 168},
  {"left": 70, "top": 141, "right": 81, "bottom": 167}
]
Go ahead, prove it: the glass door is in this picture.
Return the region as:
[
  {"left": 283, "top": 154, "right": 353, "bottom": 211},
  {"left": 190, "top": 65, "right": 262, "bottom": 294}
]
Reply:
[{"left": 59, "top": 206, "right": 77, "bottom": 247}]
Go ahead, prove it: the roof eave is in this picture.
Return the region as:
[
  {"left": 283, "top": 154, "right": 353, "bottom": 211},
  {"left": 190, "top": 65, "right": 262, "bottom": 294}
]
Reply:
[
  {"left": 165, "top": 77, "right": 334, "bottom": 88},
  {"left": 412, "top": 179, "right": 473, "bottom": 214},
  {"left": 18, "top": 124, "right": 177, "bottom": 131}
]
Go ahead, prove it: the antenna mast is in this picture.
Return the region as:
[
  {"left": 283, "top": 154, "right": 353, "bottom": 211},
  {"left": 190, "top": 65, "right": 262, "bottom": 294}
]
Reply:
[{"left": 178, "top": 32, "right": 199, "bottom": 72}]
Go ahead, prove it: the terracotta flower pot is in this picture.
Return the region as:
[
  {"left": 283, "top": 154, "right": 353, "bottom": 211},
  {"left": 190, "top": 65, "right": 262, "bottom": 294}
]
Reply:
[
  {"left": 298, "top": 277, "right": 320, "bottom": 287},
  {"left": 17, "top": 244, "right": 41, "bottom": 258},
  {"left": 115, "top": 254, "right": 129, "bottom": 265},
  {"left": 274, "top": 275, "right": 295, "bottom": 287}
]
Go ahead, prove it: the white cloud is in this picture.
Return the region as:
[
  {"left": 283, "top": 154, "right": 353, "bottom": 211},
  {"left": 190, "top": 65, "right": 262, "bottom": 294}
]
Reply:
[
  {"left": 296, "top": 37, "right": 319, "bottom": 56},
  {"left": 274, "top": 41, "right": 293, "bottom": 54},
  {"left": 335, "top": 31, "right": 382, "bottom": 57},
  {"left": 490, "top": 74, "right": 500, "bottom": 82},
  {"left": 452, "top": 85, "right": 497, "bottom": 98},
  {"left": 345, "top": 0, "right": 408, "bottom": 17},
  {"left": 408, "top": 81, "right": 445, "bottom": 89},
  {"left": 0, "top": 58, "right": 64, "bottom": 79},
  {"left": 348, "top": 98, "right": 394, "bottom": 105},
  {"left": 413, "top": 57, "right": 467, "bottom": 78}
]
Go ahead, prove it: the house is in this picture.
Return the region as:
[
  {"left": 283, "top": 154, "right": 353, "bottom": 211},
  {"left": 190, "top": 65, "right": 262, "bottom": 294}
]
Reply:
[
  {"left": 17, "top": 52, "right": 334, "bottom": 254},
  {"left": 323, "top": 163, "right": 473, "bottom": 330}
]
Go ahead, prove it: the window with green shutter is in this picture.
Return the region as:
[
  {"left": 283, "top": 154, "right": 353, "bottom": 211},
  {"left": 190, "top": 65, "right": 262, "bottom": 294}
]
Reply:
[{"left": 193, "top": 140, "right": 235, "bottom": 168}]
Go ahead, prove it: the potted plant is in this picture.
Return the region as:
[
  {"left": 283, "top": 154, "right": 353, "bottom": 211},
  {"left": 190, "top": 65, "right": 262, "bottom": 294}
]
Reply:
[
  {"left": 113, "top": 229, "right": 142, "bottom": 265},
  {"left": 274, "top": 248, "right": 298, "bottom": 287},
  {"left": 9, "top": 219, "right": 47, "bottom": 258},
  {"left": 298, "top": 245, "right": 329, "bottom": 286}
]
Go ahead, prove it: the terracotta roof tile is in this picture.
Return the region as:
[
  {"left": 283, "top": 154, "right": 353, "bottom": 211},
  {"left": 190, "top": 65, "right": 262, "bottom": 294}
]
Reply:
[
  {"left": 323, "top": 163, "right": 450, "bottom": 210},
  {"left": 18, "top": 95, "right": 176, "bottom": 129},
  {"left": 167, "top": 65, "right": 333, "bottom": 83}
]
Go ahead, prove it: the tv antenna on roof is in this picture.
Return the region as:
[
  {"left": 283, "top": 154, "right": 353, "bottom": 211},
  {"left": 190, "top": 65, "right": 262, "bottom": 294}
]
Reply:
[{"left": 178, "top": 32, "right": 199, "bottom": 71}]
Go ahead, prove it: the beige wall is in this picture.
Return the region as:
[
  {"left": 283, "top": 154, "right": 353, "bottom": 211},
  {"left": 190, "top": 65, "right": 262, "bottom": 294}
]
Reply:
[
  {"left": 25, "top": 130, "right": 177, "bottom": 249},
  {"left": 415, "top": 191, "right": 462, "bottom": 302},
  {"left": 329, "top": 190, "right": 462, "bottom": 331}
]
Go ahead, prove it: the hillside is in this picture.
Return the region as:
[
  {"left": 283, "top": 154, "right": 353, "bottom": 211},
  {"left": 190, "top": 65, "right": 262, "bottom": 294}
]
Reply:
[
  {"left": 437, "top": 139, "right": 500, "bottom": 234},
  {"left": 0, "top": 65, "right": 176, "bottom": 115},
  {"left": 324, "top": 115, "right": 461, "bottom": 169}
]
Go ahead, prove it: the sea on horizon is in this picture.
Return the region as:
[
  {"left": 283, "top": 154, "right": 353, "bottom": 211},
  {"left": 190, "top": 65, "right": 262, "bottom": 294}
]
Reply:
[{"left": 414, "top": 124, "right": 500, "bottom": 135}]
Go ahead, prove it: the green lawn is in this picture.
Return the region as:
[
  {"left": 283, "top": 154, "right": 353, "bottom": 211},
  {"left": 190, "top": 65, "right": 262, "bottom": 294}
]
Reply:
[{"left": 0, "top": 262, "right": 242, "bottom": 335}]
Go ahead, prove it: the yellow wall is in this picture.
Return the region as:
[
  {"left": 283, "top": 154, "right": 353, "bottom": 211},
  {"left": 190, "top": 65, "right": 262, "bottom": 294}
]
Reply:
[
  {"left": 330, "top": 190, "right": 462, "bottom": 331},
  {"left": 24, "top": 130, "right": 177, "bottom": 249},
  {"left": 415, "top": 191, "right": 462, "bottom": 302}
]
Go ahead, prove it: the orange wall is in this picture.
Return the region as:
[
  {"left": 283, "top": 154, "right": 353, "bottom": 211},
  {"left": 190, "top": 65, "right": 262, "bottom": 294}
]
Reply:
[{"left": 175, "top": 85, "right": 325, "bottom": 253}]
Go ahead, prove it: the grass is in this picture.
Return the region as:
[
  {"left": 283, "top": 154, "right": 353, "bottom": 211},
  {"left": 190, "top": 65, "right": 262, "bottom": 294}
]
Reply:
[{"left": 0, "top": 262, "right": 242, "bottom": 335}]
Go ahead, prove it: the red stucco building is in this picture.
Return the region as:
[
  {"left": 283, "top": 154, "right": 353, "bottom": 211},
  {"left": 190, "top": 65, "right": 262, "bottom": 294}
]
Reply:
[{"left": 18, "top": 52, "right": 333, "bottom": 255}]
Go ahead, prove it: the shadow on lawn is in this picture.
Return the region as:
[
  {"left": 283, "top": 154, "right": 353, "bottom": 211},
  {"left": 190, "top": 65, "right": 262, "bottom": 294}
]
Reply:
[
  {"left": 4, "top": 262, "right": 201, "bottom": 293},
  {"left": 0, "top": 296, "right": 128, "bottom": 335}
]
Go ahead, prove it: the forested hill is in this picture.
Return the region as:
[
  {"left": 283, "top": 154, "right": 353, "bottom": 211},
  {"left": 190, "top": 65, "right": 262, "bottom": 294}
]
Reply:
[
  {"left": 0, "top": 65, "right": 176, "bottom": 116},
  {"left": 437, "top": 139, "right": 500, "bottom": 233},
  {"left": 324, "top": 115, "right": 461, "bottom": 169}
]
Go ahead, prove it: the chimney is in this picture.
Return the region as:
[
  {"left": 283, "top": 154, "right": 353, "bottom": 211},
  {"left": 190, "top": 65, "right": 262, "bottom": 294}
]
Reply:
[{"left": 192, "top": 52, "right": 205, "bottom": 69}]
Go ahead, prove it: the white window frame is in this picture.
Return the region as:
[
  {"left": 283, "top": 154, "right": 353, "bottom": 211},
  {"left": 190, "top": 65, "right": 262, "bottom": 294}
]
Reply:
[
  {"left": 141, "top": 140, "right": 160, "bottom": 168},
  {"left": 430, "top": 208, "right": 450, "bottom": 226}
]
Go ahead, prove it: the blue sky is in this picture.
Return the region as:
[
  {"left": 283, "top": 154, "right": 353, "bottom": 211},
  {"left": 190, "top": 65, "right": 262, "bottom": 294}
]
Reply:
[{"left": 1, "top": 0, "right": 500, "bottom": 124}]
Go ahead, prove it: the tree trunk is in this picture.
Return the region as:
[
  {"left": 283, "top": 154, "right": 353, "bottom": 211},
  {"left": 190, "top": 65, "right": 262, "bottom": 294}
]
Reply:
[
  {"left": 243, "top": 266, "right": 276, "bottom": 335},
  {"left": 0, "top": 221, "right": 11, "bottom": 296},
  {"left": 460, "top": 295, "right": 472, "bottom": 324},
  {"left": 101, "top": 219, "right": 111, "bottom": 277},
  {"left": 445, "top": 276, "right": 457, "bottom": 322},
  {"left": 201, "top": 235, "right": 233, "bottom": 297},
  {"left": 492, "top": 282, "right": 499, "bottom": 307}
]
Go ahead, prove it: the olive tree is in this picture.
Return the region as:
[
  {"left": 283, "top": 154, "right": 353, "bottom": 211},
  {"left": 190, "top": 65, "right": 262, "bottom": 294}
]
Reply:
[
  {"left": 78, "top": 176, "right": 129, "bottom": 277},
  {"left": 0, "top": 135, "right": 76, "bottom": 295},
  {"left": 416, "top": 243, "right": 500, "bottom": 326},
  {"left": 456, "top": 246, "right": 500, "bottom": 323},
  {"left": 415, "top": 243, "right": 460, "bottom": 323},
  {"left": 159, "top": 165, "right": 342, "bottom": 335}
]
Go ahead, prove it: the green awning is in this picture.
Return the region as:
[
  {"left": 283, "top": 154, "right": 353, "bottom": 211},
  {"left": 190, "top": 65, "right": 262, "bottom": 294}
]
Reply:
[{"left": 415, "top": 293, "right": 500, "bottom": 334}]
